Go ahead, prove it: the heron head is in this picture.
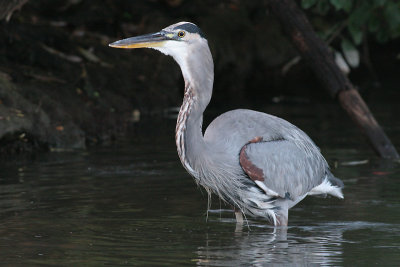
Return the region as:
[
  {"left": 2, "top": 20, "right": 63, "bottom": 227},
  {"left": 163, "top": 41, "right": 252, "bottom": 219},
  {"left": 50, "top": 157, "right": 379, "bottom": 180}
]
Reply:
[{"left": 109, "top": 22, "right": 206, "bottom": 61}]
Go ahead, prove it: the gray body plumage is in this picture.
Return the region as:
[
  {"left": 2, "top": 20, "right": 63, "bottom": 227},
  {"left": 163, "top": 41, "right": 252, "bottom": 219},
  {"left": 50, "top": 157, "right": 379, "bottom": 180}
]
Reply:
[
  {"left": 197, "top": 109, "right": 335, "bottom": 224},
  {"left": 109, "top": 22, "right": 344, "bottom": 226},
  {"left": 205, "top": 109, "right": 327, "bottom": 200}
]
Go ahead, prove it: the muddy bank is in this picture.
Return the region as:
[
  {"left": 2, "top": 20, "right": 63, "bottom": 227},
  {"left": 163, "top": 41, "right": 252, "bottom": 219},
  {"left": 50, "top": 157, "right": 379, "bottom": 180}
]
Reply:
[{"left": 0, "top": 0, "right": 296, "bottom": 154}]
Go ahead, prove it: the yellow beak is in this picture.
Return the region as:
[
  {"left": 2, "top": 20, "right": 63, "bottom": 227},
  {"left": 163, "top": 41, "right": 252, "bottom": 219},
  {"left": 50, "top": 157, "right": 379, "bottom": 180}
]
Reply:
[{"left": 109, "top": 31, "right": 171, "bottom": 49}]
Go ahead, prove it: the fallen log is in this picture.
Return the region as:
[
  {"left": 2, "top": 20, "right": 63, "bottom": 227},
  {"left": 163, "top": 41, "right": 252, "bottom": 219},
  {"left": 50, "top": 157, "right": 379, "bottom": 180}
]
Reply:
[{"left": 267, "top": 0, "right": 399, "bottom": 159}]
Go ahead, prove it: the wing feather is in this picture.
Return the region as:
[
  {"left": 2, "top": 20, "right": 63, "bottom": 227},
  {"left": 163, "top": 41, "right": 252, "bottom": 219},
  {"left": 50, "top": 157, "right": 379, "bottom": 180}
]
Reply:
[{"left": 239, "top": 138, "right": 326, "bottom": 199}]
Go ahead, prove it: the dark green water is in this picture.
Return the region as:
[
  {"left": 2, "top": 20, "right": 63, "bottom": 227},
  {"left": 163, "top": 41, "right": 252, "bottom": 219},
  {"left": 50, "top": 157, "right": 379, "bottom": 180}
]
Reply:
[{"left": 0, "top": 103, "right": 399, "bottom": 266}]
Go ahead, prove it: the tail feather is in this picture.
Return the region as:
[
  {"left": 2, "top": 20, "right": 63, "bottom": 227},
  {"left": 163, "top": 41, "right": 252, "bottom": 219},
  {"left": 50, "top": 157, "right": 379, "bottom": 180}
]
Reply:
[
  {"left": 309, "top": 172, "right": 344, "bottom": 199},
  {"left": 327, "top": 172, "right": 344, "bottom": 189}
]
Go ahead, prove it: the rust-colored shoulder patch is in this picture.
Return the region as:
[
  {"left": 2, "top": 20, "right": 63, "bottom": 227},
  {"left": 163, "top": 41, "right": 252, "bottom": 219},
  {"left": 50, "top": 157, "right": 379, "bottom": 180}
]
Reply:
[
  {"left": 239, "top": 136, "right": 264, "bottom": 182},
  {"left": 248, "top": 136, "right": 263, "bottom": 143}
]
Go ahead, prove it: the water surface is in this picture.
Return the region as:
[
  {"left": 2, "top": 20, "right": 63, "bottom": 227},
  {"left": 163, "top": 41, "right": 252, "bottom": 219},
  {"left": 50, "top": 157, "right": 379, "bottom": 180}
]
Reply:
[{"left": 0, "top": 103, "right": 399, "bottom": 266}]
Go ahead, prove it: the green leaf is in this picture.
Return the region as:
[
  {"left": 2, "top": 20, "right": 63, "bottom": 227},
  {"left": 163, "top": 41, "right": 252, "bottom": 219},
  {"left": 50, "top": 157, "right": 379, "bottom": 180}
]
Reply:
[
  {"left": 384, "top": 2, "right": 400, "bottom": 34},
  {"left": 342, "top": 1, "right": 353, "bottom": 12},
  {"left": 301, "top": 0, "right": 318, "bottom": 9},
  {"left": 347, "top": 2, "right": 371, "bottom": 45},
  {"left": 368, "top": 15, "right": 380, "bottom": 33},
  {"left": 316, "top": 0, "right": 330, "bottom": 15},
  {"left": 329, "top": 0, "right": 342, "bottom": 10},
  {"left": 329, "top": 0, "right": 352, "bottom": 12},
  {"left": 348, "top": 23, "right": 363, "bottom": 45},
  {"left": 375, "top": 29, "right": 389, "bottom": 43},
  {"left": 372, "top": 0, "right": 387, "bottom": 8},
  {"left": 348, "top": 2, "right": 371, "bottom": 26},
  {"left": 341, "top": 38, "right": 360, "bottom": 68}
]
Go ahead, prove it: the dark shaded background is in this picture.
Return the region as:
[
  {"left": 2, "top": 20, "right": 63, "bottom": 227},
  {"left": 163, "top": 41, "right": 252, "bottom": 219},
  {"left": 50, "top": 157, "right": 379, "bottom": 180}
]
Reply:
[{"left": 0, "top": 0, "right": 399, "bottom": 154}]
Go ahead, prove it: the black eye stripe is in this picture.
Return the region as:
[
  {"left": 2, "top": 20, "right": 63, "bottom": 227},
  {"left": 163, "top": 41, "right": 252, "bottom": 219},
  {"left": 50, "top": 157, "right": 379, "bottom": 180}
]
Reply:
[{"left": 173, "top": 23, "right": 205, "bottom": 38}]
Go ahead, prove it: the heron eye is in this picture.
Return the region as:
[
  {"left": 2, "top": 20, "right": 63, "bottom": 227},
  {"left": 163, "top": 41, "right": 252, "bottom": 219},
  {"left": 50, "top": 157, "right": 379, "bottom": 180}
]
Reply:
[{"left": 177, "top": 31, "right": 186, "bottom": 38}]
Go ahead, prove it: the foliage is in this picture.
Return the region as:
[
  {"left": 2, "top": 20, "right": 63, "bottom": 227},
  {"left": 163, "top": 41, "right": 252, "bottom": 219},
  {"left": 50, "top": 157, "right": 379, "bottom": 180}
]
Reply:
[
  {"left": 301, "top": 0, "right": 400, "bottom": 43},
  {"left": 301, "top": 0, "right": 400, "bottom": 68}
]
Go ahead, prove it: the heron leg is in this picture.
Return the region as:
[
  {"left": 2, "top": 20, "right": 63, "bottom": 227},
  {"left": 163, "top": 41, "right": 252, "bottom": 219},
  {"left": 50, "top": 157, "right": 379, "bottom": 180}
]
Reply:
[
  {"left": 276, "top": 209, "right": 288, "bottom": 226},
  {"left": 235, "top": 210, "right": 244, "bottom": 224},
  {"left": 232, "top": 206, "right": 244, "bottom": 223}
]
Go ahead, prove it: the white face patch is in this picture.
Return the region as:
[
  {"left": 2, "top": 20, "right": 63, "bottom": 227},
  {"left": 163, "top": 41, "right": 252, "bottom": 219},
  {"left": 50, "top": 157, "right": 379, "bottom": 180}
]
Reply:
[
  {"left": 152, "top": 39, "right": 193, "bottom": 83},
  {"left": 152, "top": 40, "right": 188, "bottom": 61}
]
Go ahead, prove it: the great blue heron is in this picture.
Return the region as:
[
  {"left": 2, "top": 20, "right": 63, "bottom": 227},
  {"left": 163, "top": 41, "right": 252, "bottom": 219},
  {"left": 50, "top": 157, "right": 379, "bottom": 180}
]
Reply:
[{"left": 109, "top": 22, "right": 344, "bottom": 226}]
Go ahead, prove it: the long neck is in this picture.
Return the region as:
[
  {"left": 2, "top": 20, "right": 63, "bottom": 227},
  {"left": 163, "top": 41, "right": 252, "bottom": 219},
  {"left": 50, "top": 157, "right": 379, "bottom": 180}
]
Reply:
[{"left": 175, "top": 41, "right": 214, "bottom": 175}]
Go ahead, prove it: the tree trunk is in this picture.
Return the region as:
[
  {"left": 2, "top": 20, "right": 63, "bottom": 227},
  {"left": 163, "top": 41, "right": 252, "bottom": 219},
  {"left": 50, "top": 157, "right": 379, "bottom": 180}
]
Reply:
[{"left": 267, "top": 0, "right": 399, "bottom": 159}]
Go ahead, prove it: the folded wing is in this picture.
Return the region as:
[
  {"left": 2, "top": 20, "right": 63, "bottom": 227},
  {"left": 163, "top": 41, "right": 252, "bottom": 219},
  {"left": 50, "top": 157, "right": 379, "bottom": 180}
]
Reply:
[{"left": 239, "top": 137, "right": 326, "bottom": 200}]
